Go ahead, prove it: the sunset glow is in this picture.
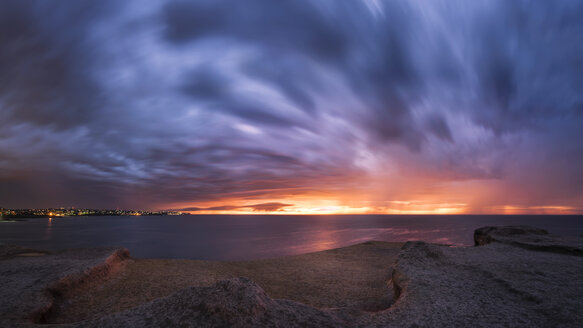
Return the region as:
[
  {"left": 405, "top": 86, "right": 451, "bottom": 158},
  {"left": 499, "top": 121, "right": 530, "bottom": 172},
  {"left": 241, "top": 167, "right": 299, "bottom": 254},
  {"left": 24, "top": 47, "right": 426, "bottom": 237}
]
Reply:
[
  {"left": 1, "top": 1, "right": 583, "bottom": 214},
  {"left": 174, "top": 203, "right": 581, "bottom": 216}
]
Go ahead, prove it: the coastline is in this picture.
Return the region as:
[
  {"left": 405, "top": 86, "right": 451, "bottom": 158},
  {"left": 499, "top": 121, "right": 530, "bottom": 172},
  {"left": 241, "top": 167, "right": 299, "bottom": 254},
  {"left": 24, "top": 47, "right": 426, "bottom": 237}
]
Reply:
[{"left": 1, "top": 226, "right": 583, "bottom": 327}]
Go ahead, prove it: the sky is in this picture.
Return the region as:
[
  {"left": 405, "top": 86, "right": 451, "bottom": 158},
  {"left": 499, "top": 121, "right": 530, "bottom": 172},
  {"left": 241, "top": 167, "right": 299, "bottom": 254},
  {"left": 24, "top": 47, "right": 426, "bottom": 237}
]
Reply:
[{"left": 1, "top": 0, "right": 583, "bottom": 214}]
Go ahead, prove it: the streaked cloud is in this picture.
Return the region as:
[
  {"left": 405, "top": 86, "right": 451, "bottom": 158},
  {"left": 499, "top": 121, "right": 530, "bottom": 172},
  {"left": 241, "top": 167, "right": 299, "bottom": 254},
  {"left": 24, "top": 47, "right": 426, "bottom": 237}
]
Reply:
[{"left": 1, "top": 0, "right": 582, "bottom": 213}]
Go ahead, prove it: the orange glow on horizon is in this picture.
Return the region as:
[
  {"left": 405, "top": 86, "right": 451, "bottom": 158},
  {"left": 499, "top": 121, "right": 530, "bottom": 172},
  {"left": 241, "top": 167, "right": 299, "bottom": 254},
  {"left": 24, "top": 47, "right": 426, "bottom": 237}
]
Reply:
[
  {"left": 487, "top": 205, "right": 578, "bottom": 215},
  {"left": 170, "top": 199, "right": 580, "bottom": 215},
  {"left": 164, "top": 176, "right": 583, "bottom": 215}
]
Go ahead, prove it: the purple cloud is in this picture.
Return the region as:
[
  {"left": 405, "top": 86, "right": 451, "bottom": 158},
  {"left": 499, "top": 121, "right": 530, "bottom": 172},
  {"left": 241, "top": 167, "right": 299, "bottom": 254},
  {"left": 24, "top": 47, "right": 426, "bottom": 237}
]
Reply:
[{"left": 0, "top": 0, "right": 582, "bottom": 212}]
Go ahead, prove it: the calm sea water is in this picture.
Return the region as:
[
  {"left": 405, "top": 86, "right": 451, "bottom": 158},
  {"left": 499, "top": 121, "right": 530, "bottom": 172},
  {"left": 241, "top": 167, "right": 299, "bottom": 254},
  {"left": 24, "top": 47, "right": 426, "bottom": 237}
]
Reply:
[{"left": 1, "top": 215, "right": 582, "bottom": 261}]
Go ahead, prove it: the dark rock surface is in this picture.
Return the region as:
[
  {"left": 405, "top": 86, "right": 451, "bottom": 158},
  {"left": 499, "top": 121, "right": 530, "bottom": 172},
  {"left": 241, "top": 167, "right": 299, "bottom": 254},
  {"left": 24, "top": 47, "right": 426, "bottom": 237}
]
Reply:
[
  {"left": 474, "top": 225, "right": 583, "bottom": 256},
  {"left": 384, "top": 240, "right": 583, "bottom": 327},
  {"left": 0, "top": 245, "right": 130, "bottom": 327}
]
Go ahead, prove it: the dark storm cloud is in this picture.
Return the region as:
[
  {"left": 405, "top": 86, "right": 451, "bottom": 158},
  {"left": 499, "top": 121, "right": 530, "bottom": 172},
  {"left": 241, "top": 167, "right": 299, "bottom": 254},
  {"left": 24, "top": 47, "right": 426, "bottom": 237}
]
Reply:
[
  {"left": 242, "top": 57, "right": 320, "bottom": 114},
  {"left": 2, "top": 0, "right": 583, "bottom": 210},
  {"left": 245, "top": 202, "right": 293, "bottom": 212},
  {"left": 181, "top": 67, "right": 228, "bottom": 100},
  {"left": 424, "top": 115, "right": 453, "bottom": 143},
  {"left": 181, "top": 65, "right": 310, "bottom": 128},
  {"left": 176, "top": 202, "right": 292, "bottom": 212},
  {"left": 468, "top": 1, "right": 583, "bottom": 133},
  {"left": 163, "top": 0, "right": 583, "bottom": 205},
  {"left": 0, "top": 0, "right": 116, "bottom": 129},
  {"left": 163, "top": 0, "right": 350, "bottom": 61},
  {"left": 164, "top": 0, "right": 424, "bottom": 147}
]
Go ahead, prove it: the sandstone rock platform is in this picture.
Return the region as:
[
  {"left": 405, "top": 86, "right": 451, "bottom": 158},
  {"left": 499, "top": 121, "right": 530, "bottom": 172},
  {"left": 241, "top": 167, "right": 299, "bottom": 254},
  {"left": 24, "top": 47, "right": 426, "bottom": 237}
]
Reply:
[
  {"left": 2, "top": 225, "right": 582, "bottom": 327},
  {"left": 0, "top": 244, "right": 130, "bottom": 327}
]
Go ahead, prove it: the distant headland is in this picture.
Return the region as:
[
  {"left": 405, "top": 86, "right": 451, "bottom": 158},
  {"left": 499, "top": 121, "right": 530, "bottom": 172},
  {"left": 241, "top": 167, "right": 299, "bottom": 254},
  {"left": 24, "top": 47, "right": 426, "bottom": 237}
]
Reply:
[{"left": 0, "top": 207, "right": 185, "bottom": 219}]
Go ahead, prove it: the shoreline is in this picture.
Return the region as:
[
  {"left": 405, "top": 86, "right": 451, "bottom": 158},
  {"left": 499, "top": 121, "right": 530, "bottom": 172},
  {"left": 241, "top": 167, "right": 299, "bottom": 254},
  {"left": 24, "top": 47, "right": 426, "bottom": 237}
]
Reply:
[{"left": 1, "top": 226, "right": 583, "bottom": 327}]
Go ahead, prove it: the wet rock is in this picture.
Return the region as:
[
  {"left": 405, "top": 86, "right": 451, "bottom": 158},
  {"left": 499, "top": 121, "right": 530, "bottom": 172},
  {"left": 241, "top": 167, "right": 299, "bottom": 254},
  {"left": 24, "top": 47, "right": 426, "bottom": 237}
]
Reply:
[
  {"left": 474, "top": 225, "right": 549, "bottom": 245},
  {"left": 474, "top": 225, "right": 583, "bottom": 256}
]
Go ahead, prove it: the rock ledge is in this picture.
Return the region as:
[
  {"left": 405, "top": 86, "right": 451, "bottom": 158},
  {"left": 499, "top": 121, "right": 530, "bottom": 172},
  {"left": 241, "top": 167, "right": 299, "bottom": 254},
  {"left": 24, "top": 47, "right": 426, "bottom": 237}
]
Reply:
[{"left": 474, "top": 225, "right": 583, "bottom": 256}]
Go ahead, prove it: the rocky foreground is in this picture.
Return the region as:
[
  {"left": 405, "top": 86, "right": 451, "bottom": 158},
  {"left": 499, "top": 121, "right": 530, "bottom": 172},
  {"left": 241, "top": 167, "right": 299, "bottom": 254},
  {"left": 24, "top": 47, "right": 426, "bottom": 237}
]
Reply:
[{"left": 1, "top": 226, "right": 582, "bottom": 327}]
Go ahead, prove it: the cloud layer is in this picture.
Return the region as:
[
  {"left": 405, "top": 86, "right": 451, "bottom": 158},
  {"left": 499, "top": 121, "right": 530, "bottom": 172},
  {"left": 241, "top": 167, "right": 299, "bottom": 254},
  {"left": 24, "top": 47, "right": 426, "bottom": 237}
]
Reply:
[{"left": 1, "top": 0, "right": 582, "bottom": 213}]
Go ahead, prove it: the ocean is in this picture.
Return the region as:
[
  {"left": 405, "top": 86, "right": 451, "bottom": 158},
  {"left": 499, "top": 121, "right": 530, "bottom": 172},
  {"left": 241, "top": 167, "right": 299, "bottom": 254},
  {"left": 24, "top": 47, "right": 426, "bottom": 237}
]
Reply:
[{"left": 1, "top": 215, "right": 582, "bottom": 260}]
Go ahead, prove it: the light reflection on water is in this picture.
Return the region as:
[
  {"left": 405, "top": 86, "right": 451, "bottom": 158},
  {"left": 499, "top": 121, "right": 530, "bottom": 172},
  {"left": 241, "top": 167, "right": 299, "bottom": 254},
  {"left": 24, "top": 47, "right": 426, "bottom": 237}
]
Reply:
[
  {"left": 0, "top": 215, "right": 582, "bottom": 261},
  {"left": 44, "top": 217, "right": 53, "bottom": 241}
]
